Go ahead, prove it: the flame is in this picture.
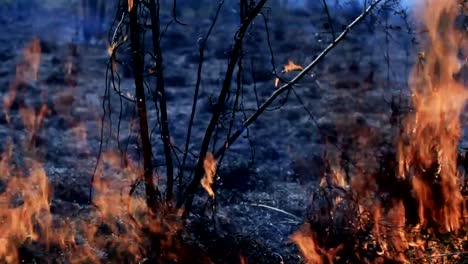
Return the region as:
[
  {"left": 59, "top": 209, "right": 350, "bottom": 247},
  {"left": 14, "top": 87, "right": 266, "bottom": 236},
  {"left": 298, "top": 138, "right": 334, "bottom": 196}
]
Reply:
[
  {"left": 289, "top": 1, "right": 467, "bottom": 262},
  {"left": 4, "top": 38, "right": 42, "bottom": 124},
  {"left": 275, "top": 60, "right": 304, "bottom": 87},
  {"left": 291, "top": 227, "right": 324, "bottom": 264},
  {"left": 0, "top": 143, "right": 183, "bottom": 263},
  {"left": 19, "top": 104, "right": 50, "bottom": 147},
  {"left": 17, "top": 38, "right": 41, "bottom": 83},
  {"left": 0, "top": 36, "right": 186, "bottom": 263},
  {"left": 291, "top": 224, "right": 342, "bottom": 264},
  {"left": 372, "top": 202, "right": 409, "bottom": 262},
  {"left": 282, "top": 60, "right": 304, "bottom": 73},
  {"left": 128, "top": 0, "right": 134, "bottom": 12},
  {"left": 398, "top": 0, "right": 466, "bottom": 232},
  {"left": 240, "top": 255, "right": 247, "bottom": 264},
  {"left": 107, "top": 43, "right": 116, "bottom": 56},
  {"left": 201, "top": 153, "right": 217, "bottom": 198},
  {"left": 0, "top": 143, "right": 51, "bottom": 263}
]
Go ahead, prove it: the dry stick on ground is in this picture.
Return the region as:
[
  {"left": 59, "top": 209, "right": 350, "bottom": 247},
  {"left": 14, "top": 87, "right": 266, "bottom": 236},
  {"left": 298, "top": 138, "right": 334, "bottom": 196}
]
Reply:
[
  {"left": 177, "top": 0, "right": 268, "bottom": 215},
  {"left": 250, "top": 203, "right": 302, "bottom": 222},
  {"left": 214, "top": 0, "right": 384, "bottom": 159},
  {"left": 148, "top": 0, "right": 175, "bottom": 203},
  {"left": 179, "top": 0, "right": 225, "bottom": 195},
  {"left": 130, "top": 0, "right": 159, "bottom": 211}
]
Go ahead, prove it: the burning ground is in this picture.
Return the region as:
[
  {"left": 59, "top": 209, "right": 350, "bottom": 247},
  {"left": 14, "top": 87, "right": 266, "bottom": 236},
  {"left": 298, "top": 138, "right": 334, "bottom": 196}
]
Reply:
[{"left": 0, "top": 0, "right": 467, "bottom": 263}]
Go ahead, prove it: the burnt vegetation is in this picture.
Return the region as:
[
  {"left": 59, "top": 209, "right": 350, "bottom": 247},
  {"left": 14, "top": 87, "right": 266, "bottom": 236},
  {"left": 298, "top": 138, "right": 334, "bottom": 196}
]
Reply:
[{"left": 0, "top": 0, "right": 467, "bottom": 263}]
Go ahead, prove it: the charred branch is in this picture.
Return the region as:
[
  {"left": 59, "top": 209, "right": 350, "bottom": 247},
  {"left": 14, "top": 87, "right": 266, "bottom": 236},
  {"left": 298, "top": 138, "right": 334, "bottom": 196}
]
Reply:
[
  {"left": 129, "top": 0, "right": 159, "bottom": 211},
  {"left": 148, "top": 0, "right": 175, "bottom": 203}
]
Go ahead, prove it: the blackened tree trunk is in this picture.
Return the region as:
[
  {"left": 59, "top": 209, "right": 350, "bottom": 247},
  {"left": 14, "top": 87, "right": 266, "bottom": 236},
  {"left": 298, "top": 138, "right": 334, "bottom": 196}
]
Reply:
[
  {"left": 148, "top": 0, "right": 175, "bottom": 203},
  {"left": 129, "top": 0, "right": 159, "bottom": 211}
]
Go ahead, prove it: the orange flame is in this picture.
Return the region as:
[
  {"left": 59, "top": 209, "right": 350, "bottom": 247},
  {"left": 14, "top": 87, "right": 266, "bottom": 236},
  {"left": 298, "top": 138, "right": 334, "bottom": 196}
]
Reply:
[
  {"left": 19, "top": 104, "right": 49, "bottom": 147},
  {"left": 0, "top": 143, "right": 51, "bottom": 263},
  {"left": 4, "top": 38, "right": 42, "bottom": 124},
  {"left": 275, "top": 60, "right": 304, "bottom": 87},
  {"left": 291, "top": 224, "right": 342, "bottom": 264},
  {"left": 0, "top": 37, "right": 185, "bottom": 263},
  {"left": 201, "top": 153, "right": 217, "bottom": 198},
  {"left": 282, "top": 60, "right": 304, "bottom": 73},
  {"left": 291, "top": 229, "right": 323, "bottom": 264},
  {"left": 17, "top": 37, "right": 41, "bottom": 83},
  {"left": 398, "top": 0, "right": 466, "bottom": 232}
]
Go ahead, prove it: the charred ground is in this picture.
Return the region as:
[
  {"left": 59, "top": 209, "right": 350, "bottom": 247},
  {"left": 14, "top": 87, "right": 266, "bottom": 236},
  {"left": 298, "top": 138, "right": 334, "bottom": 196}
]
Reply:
[{"left": 0, "top": 0, "right": 467, "bottom": 263}]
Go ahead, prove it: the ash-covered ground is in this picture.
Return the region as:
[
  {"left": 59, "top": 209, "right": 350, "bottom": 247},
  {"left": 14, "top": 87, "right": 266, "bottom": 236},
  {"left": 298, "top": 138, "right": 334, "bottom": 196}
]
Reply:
[{"left": 1, "top": 1, "right": 464, "bottom": 263}]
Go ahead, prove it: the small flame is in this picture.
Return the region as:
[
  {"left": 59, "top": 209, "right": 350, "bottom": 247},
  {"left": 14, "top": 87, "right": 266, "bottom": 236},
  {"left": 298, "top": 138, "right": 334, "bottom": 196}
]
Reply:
[
  {"left": 4, "top": 38, "right": 42, "bottom": 124},
  {"left": 201, "top": 153, "right": 217, "bottom": 198},
  {"left": 240, "top": 255, "right": 247, "bottom": 264},
  {"left": 107, "top": 43, "right": 116, "bottom": 56},
  {"left": 275, "top": 60, "right": 304, "bottom": 87},
  {"left": 291, "top": 224, "right": 342, "bottom": 264},
  {"left": 128, "top": 0, "right": 134, "bottom": 12},
  {"left": 17, "top": 37, "right": 41, "bottom": 83},
  {"left": 291, "top": 227, "right": 323, "bottom": 264},
  {"left": 282, "top": 60, "right": 304, "bottom": 73},
  {"left": 19, "top": 104, "right": 49, "bottom": 147}
]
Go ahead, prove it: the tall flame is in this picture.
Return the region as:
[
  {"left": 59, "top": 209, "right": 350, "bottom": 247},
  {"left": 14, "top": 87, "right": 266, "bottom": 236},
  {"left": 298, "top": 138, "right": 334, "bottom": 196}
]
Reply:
[{"left": 398, "top": 0, "right": 466, "bottom": 232}]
